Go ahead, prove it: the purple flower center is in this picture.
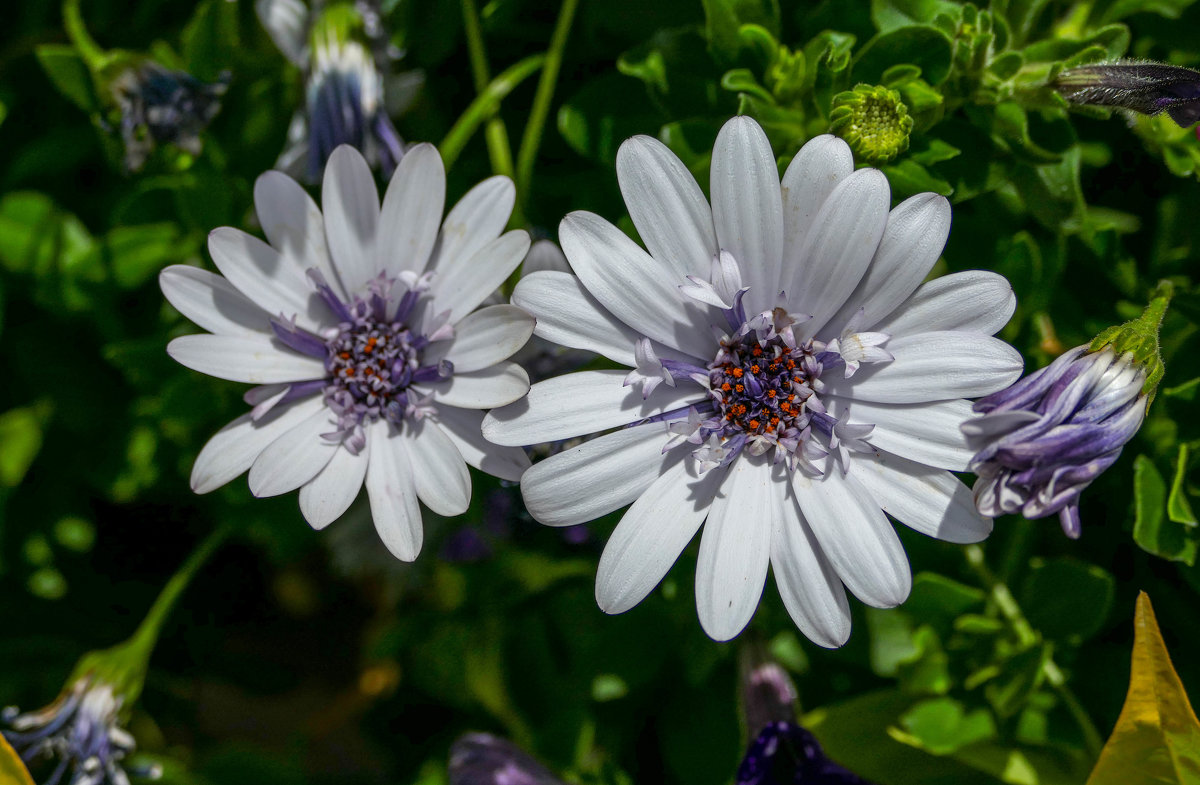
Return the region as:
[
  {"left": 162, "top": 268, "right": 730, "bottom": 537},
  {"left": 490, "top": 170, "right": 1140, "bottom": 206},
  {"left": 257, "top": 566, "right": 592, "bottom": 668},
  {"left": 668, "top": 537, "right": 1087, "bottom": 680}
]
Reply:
[
  {"left": 296, "top": 269, "right": 453, "bottom": 449},
  {"left": 708, "top": 330, "right": 822, "bottom": 440}
]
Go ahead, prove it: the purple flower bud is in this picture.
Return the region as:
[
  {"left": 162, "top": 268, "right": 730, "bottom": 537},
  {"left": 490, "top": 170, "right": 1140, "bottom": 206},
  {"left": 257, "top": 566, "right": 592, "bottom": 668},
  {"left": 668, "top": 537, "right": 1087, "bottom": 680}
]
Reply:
[
  {"left": 448, "top": 734, "right": 564, "bottom": 785},
  {"left": 963, "top": 346, "right": 1149, "bottom": 538},
  {"left": 736, "top": 723, "right": 876, "bottom": 785},
  {"left": 1055, "top": 61, "right": 1200, "bottom": 131}
]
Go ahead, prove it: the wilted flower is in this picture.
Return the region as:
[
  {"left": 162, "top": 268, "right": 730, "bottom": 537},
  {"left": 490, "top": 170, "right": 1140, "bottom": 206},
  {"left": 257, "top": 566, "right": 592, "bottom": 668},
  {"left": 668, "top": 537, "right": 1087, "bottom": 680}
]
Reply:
[
  {"left": 1055, "top": 60, "right": 1200, "bottom": 132},
  {"left": 160, "top": 144, "right": 532, "bottom": 560},
  {"left": 963, "top": 289, "right": 1170, "bottom": 538},
  {"left": 485, "top": 116, "right": 1023, "bottom": 644},
  {"left": 111, "top": 62, "right": 228, "bottom": 172},
  {"left": 2, "top": 676, "right": 159, "bottom": 785},
  {"left": 257, "top": 0, "right": 418, "bottom": 180}
]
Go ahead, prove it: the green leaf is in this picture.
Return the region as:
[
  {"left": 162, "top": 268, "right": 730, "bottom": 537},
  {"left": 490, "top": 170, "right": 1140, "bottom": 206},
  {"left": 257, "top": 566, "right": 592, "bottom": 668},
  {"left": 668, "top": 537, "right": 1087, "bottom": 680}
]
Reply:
[
  {"left": 1133, "top": 454, "right": 1197, "bottom": 564},
  {"left": 0, "top": 403, "right": 52, "bottom": 487},
  {"left": 1168, "top": 443, "right": 1198, "bottom": 526},
  {"left": 871, "top": 0, "right": 963, "bottom": 33},
  {"left": 720, "top": 68, "right": 775, "bottom": 103},
  {"left": 1086, "top": 592, "right": 1200, "bottom": 785},
  {"left": 1163, "top": 377, "right": 1200, "bottom": 401},
  {"left": 701, "top": 0, "right": 781, "bottom": 65},
  {"left": 985, "top": 643, "right": 1049, "bottom": 718},
  {"left": 0, "top": 734, "right": 34, "bottom": 785},
  {"left": 880, "top": 158, "right": 954, "bottom": 198},
  {"left": 853, "top": 25, "right": 954, "bottom": 86},
  {"left": 908, "top": 136, "right": 961, "bottom": 165},
  {"left": 35, "top": 45, "right": 101, "bottom": 113},
  {"left": 1020, "top": 558, "right": 1115, "bottom": 643},
  {"left": 1099, "top": 0, "right": 1198, "bottom": 25},
  {"left": 892, "top": 696, "right": 998, "bottom": 755},
  {"left": 182, "top": 0, "right": 239, "bottom": 81},
  {"left": 105, "top": 223, "right": 189, "bottom": 289}
]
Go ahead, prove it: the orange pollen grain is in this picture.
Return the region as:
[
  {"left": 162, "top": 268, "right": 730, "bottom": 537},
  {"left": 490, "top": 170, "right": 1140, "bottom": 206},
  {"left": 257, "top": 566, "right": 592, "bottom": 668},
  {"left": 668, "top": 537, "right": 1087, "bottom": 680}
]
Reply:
[{"left": 731, "top": 367, "right": 744, "bottom": 378}]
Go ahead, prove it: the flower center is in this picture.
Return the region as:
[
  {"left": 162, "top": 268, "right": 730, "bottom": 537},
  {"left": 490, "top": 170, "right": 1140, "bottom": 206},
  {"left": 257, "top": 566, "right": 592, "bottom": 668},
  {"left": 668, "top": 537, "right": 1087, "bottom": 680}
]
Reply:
[
  {"left": 281, "top": 269, "right": 454, "bottom": 451},
  {"left": 708, "top": 331, "right": 820, "bottom": 439}
]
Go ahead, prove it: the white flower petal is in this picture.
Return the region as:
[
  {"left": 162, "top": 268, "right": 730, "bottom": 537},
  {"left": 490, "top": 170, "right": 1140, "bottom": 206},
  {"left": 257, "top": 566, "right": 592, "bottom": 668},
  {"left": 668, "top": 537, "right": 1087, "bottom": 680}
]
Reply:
[
  {"left": 376, "top": 143, "right": 446, "bottom": 277},
  {"left": 427, "top": 176, "right": 515, "bottom": 273},
  {"left": 695, "top": 458, "right": 773, "bottom": 641},
  {"left": 160, "top": 265, "right": 269, "bottom": 337},
  {"left": 428, "top": 230, "right": 530, "bottom": 323},
  {"left": 595, "top": 460, "right": 724, "bottom": 614},
  {"left": 322, "top": 146, "right": 380, "bottom": 296},
  {"left": 208, "top": 227, "right": 328, "bottom": 329},
  {"left": 616, "top": 134, "right": 716, "bottom": 279},
  {"left": 254, "top": 170, "right": 343, "bottom": 297},
  {"left": 851, "top": 452, "right": 992, "bottom": 544},
  {"left": 522, "top": 238, "right": 571, "bottom": 275},
  {"left": 521, "top": 422, "right": 676, "bottom": 526},
  {"left": 873, "top": 270, "right": 1017, "bottom": 338},
  {"left": 299, "top": 438, "right": 369, "bottom": 529},
  {"left": 780, "top": 135, "right": 854, "bottom": 267},
  {"left": 255, "top": 0, "right": 308, "bottom": 66},
  {"left": 435, "top": 406, "right": 530, "bottom": 482},
  {"left": 793, "top": 469, "right": 912, "bottom": 608},
  {"left": 248, "top": 408, "right": 339, "bottom": 497},
  {"left": 407, "top": 420, "right": 471, "bottom": 516},
  {"left": 785, "top": 169, "right": 890, "bottom": 338},
  {"left": 560, "top": 211, "right": 715, "bottom": 360},
  {"left": 190, "top": 396, "right": 324, "bottom": 493},
  {"left": 365, "top": 419, "right": 424, "bottom": 561},
  {"left": 826, "top": 395, "right": 977, "bottom": 471},
  {"left": 711, "top": 117, "right": 784, "bottom": 316},
  {"left": 512, "top": 271, "right": 642, "bottom": 366},
  {"left": 167, "top": 334, "right": 327, "bottom": 384},
  {"left": 770, "top": 493, "right": 852, "bottom": 649},
  {"left": 437, "top": 304, "right": 535, "bottom": 373},
  {"left": 824, "top": 331, "right": 1024, "bottom": 404},
  {"left": 508, "top": 271, "right": 696, "bottom": 369},
  {"left": 482, "top": 370, "right": 703, "bottom": 446},
  {"left": 421, "top": 362, "right": 529, "bottom": 409},
  {"left": 821, "top": 192, "right": 952, "bottom": 339}
]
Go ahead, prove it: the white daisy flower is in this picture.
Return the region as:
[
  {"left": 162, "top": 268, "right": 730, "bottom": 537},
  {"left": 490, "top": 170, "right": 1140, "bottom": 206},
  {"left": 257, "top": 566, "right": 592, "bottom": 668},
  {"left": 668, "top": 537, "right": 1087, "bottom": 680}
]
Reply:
[
  {"left": 482, "top": 116, "right": 1024, "bottom": 644},
  {"left": 161, "top": 143, "right": 533, "bottom": 561}
]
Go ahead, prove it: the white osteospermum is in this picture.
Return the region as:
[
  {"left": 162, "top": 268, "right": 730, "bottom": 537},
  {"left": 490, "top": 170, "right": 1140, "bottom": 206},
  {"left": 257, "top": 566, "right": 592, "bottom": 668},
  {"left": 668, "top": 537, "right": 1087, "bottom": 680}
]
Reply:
[
  {"left": 483, "top": 116, "right": 1024, "bottom": 645},
  {"left": 161, "top": 143, "right": 533, "bottom": 561}
]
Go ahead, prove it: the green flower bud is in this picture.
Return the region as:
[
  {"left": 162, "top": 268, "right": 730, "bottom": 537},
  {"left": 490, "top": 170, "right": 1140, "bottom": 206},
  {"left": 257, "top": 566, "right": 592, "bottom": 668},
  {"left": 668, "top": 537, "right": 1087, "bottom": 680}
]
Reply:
[{"left": 828, "top": 84, "right": 913, "bottom": 164}]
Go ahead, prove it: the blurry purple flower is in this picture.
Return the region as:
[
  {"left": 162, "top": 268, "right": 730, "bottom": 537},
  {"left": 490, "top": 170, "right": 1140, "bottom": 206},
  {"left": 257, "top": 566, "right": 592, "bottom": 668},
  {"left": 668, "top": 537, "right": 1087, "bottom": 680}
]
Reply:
[
  {"left": 257, "top": 0, "right": 421, "bottom": 181},
  {"left": 111, "top": 62, "right": 228, "bottom": 172},
  {"left": 448, "top": 734, "right": 564, "bottom": 785},
  {"left": 737, "top": 722, "right": 875, "bottom": 785},
  {"left": 2, "top": 676, "right": 160, "bottom": 785}
]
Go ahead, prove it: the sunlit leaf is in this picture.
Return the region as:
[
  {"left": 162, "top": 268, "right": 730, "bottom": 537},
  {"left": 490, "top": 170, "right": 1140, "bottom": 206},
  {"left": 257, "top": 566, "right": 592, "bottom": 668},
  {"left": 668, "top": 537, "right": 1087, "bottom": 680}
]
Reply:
[
  {"left": 1168, "top": 443, "right": 1198, "bottom": 526},
  {"left": 1086, "top": 592, "right": 1200, "bottom": 785},
  {"left": 1134, "top": 455, "right": 1198, "bottom": 565}
]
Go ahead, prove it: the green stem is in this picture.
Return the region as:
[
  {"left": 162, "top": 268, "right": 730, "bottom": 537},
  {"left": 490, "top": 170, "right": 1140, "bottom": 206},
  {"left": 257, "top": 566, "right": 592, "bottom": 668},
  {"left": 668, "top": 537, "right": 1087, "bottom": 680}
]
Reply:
[
  {"left": 964, "top": 545, "right": 1104, "bottom": 757},
  {"left": 459, "top": 0, "right": 518, "bottom": 183},
  {"left": 74, "top": 525, "right": 231, "bottom": 703},
  {"left": 514, "top": 0, "right": 580, "bottom": 212},
  {"left": 439, "top": 54, "right": 546, "bottom": 172},
  {"left": 62, "top": 0, "right": 107, "bottom": 71}
]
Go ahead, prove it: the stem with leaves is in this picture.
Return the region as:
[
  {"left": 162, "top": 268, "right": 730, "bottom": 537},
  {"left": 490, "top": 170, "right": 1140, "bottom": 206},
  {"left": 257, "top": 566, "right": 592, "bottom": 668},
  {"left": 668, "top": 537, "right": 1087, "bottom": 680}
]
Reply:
[{"left": 964, "top": 544, "right": 1105, "bottom": 757}]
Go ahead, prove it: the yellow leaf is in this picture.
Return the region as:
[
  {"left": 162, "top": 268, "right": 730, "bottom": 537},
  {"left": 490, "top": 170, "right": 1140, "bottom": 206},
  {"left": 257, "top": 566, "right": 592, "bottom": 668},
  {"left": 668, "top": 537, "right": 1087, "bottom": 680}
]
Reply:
[
  {"left": 1086, "top": 592, "right": 1200, "bottom": 785},
  {"left": 0, "top": 733, "right": 35, "bottom": 785}
]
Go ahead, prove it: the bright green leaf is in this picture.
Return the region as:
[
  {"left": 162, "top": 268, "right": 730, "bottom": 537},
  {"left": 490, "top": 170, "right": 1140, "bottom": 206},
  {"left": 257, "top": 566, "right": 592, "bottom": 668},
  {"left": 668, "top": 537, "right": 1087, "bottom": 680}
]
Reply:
[
  {"left": 0, "top": 403, "right": 52, "bottom": 487},
  {"left": 1134, "top": 454, "right": 1198, "bottom": 564},
  {"left": 35, "top": 45, "right": 101, "bottom": 113},
  {"left": 892, "top": 696, "right": 998, "bottom": 755},
  {"left": 1168, "top": 443, "right": 1198, "bottom": 526},
  {"left": 1086, "top": 592, "right": 1200, "bottom": 785}
]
